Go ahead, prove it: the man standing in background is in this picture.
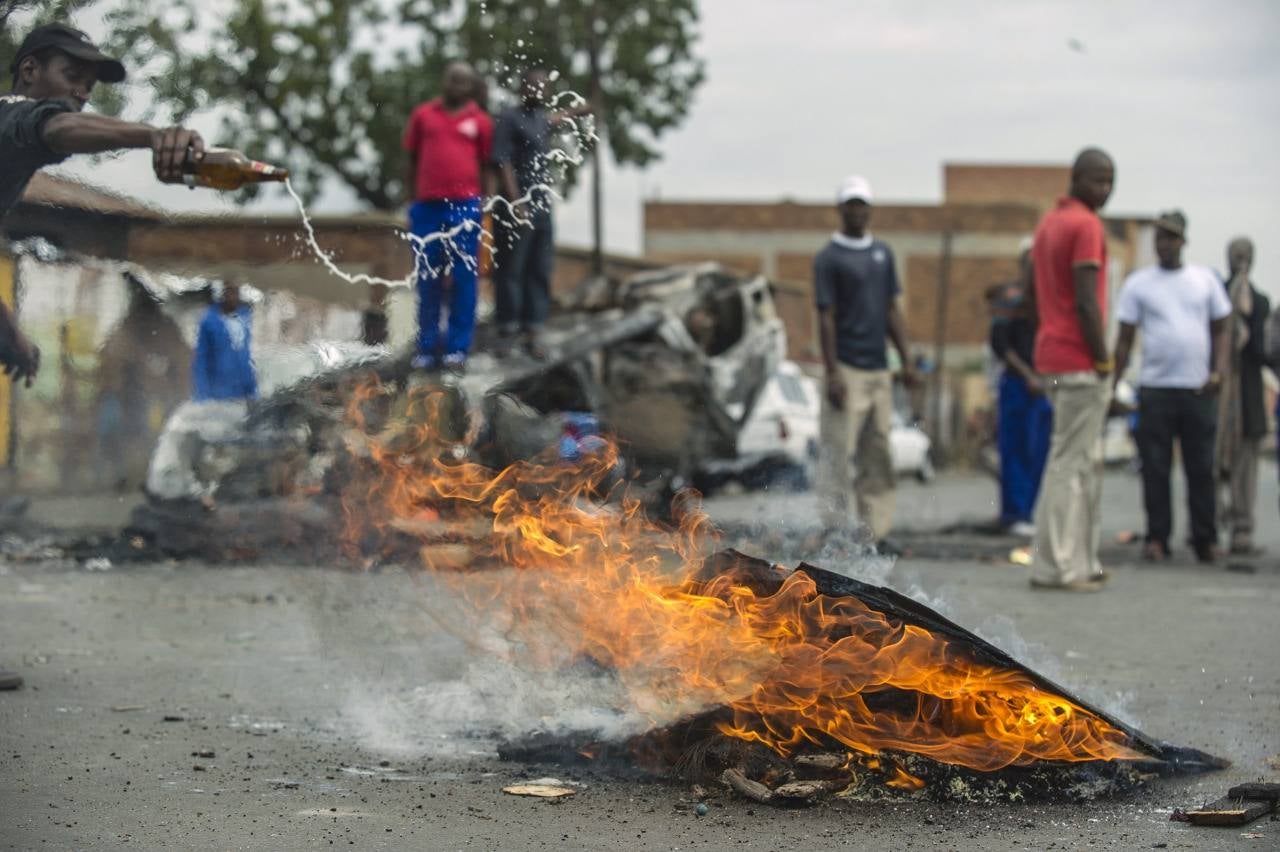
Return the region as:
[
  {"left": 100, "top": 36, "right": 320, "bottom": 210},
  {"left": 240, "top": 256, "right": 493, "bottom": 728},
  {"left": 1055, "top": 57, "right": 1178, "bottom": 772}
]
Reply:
[
  {"left": 491, "top": 68, "right": 591, "bottom": 358},
  {"left": 814, "top": 175, "right": 915, "bottom": 554},
  {"left": 991, "top": 248, "right": 1052, "bottom": 538},
  {"left": 1214, "top": 237, "right": 1270, "bottom": 556},
  {"left": 1112, "top": 211, "right": 1231, "bottom": 564},
  {"left": 1027, "top": 148, "right": 1115, "bottom": 592},
  {"left": 402, "top": 61, "right": 492, "bottom": 373},
  {"left": 145, "top": 282, "right": 257, "bottom": 507}
]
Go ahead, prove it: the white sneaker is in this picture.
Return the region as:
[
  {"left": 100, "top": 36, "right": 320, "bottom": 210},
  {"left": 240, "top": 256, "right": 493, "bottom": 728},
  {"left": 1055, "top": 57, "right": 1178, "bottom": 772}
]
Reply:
[{"left": 1009, "top": 521, "right": 1036, "bottom": 538}]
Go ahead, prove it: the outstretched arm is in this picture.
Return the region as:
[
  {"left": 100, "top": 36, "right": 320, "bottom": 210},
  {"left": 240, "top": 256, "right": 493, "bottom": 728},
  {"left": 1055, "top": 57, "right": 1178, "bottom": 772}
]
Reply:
[
  {"left": 41, "top": 113, "right": 204, "bottom": 183},
  {"left": 1112, "top": 322, "right": 1136, "bottom": 389}
]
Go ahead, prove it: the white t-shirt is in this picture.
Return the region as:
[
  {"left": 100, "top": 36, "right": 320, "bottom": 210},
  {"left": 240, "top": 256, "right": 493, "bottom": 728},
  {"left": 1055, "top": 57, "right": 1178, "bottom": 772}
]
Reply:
[
  {"left": 222, "top": 312, "right": 249, "bottom": 351},
  {"left": 1115, "top": 264, "right": 1231, "bottom": 389}
]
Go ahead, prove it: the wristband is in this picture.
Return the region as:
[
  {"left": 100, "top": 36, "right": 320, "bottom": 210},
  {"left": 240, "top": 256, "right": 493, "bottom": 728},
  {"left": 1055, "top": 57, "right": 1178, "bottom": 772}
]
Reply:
[{"left": 1094, "top": 358, "right": 1114, "bottom": 374}]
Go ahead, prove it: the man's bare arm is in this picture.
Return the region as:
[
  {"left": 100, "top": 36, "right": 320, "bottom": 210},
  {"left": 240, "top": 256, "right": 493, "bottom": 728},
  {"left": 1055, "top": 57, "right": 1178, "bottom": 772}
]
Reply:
[
  {"left": 499, "top": 162, "right": 521, "bottom": 204},
  {"left": 1073, "top": 264, "right": 1109, "bottom": 369},
  {"left": 549, "top": 101, "right": 593, "bottom": 126},
  {"left": 0, "top": 300, "right": 39, "bottom": 386},
  {"left": 1112, "top": 322, "right": 1136, "bottom": 388},
  {"left": 1004, "top": 350, "right": 1040, "bottom": 388},
  {"left": 818, "top": 306, "right": 845, "bottom": 410},
  {"left": 886, "top": 300, "right": 916, "bottom": 384},
  {"left": 1207, "top": 316, "right": 1229, "bottom": 393},
  {"left": 42, "top": 114, "right": 203, "bottom": 183}
]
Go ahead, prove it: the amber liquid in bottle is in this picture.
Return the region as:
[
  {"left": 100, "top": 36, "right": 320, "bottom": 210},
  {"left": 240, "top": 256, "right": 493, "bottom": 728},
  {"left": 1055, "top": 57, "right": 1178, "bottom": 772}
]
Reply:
[{"left": 183, "top": 148, "right": 289, "bottom": 190}]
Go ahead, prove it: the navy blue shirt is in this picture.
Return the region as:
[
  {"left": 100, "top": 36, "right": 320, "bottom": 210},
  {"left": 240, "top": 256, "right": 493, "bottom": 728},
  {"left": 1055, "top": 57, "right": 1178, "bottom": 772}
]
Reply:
[
  {"left": 492, "top": 104, "right": 552, "bottom": 198},
  {"left": 813, "top": 234, "right": 901, "bottom": 370},
  {"left": 0, "top": 94, "right": 74, "bottom": 219},
  {"left": 990, "top": 314, "right": 1037, "bottom": 368}
]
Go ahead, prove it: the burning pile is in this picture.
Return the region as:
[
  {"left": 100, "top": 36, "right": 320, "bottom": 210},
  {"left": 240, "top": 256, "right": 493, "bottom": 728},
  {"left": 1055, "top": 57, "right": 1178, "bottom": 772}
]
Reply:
[{"left": 337, "top": 380, "right": 1224, "bottom": 803}]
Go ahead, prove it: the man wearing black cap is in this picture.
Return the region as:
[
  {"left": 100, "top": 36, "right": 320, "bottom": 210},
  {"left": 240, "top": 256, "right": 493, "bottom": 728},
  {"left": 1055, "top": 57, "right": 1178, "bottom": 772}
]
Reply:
[
  {"left": 1113, "top": 211, "right": 1232, "bottom": 563},
  {"left": 0, "top": 22, "right": 205, "bottom": 387},
  {"left": 0, "top": 22, "right": 203, "bottom": 692}
]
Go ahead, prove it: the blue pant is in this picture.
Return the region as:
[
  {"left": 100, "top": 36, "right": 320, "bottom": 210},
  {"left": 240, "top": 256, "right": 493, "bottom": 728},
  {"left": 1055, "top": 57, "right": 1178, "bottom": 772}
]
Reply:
[
  {"left": 409, "top": 198, "right": 482, "bottom": 358},
  {"left": 998, "top": 371, "right": 1053, "bottom": 525}
]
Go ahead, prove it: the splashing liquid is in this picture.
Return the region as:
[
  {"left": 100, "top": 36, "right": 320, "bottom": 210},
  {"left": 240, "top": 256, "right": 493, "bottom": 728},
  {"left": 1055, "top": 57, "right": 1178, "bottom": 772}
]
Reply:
[{"left": 282, "top": 91, "right": 597, "bottom": 291}]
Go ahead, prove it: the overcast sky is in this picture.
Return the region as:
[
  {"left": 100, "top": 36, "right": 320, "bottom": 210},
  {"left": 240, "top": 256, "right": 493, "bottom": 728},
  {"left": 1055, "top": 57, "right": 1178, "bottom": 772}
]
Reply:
[{"left": 52, "top": 0, "right": 1280, "bottom": 296}]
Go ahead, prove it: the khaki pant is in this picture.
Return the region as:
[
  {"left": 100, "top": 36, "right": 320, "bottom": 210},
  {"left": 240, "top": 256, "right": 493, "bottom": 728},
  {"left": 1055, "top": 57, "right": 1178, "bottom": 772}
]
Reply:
[
  {"left": 1222, "top": 436, "right": 1260, "bottom": 547},
  {"left": 1031, "top": 373, "right": 1110, "bottom": 584},
  {"left": 817, "top": 365, "right": 895, "bottom": 539}
]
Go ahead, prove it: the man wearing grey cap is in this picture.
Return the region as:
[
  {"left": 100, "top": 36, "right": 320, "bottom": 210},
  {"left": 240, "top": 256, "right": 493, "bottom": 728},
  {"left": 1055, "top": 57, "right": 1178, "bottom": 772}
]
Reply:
[
  {"left": 813, "top": 175, "right": 915, "bottom": 551},
  {"left": 1113, "top": 211, "right": 1232, "bottom": 563}
]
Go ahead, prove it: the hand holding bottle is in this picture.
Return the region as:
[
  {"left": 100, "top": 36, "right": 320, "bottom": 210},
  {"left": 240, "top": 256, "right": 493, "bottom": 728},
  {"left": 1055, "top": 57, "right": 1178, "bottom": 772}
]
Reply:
[{"left": 151, "top": 126, "right": 206, "bottom": 184}]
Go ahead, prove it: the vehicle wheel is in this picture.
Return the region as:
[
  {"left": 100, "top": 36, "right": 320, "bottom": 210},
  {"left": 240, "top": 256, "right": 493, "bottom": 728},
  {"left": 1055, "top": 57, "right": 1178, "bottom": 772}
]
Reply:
[{"left": 916, "top": 453, "right": 936, "bottom": 484}]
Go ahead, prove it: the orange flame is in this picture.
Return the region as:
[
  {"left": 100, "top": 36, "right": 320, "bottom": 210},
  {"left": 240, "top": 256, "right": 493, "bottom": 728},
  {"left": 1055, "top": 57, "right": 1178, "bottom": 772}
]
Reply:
[
  {"left": 886, "top": 766, "right": 927, "bottom": 791},
  {"left": 338, "top": 380, "right": 1144, "bottom": 776}
]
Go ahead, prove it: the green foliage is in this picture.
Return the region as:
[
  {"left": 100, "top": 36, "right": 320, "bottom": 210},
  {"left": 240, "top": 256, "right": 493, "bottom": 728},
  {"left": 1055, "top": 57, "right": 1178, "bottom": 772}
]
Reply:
[
  {"left": 1, "top": 0, "right": 126, "bottom": 115},
  {"left": 100, "top": 0, "right": 704, "bottom": 210}
]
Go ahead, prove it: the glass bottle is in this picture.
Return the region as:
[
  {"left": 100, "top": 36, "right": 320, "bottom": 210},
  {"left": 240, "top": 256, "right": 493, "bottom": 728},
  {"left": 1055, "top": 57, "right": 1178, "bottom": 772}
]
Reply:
[{"left": 183, "top": 148, "right": 289, "bottom": 190}]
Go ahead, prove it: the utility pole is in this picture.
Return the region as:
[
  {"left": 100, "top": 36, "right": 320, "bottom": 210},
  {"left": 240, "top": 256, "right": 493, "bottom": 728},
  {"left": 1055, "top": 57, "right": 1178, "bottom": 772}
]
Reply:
[
  {"left": 586, "top": 2, "right": 605, "bottom": 276},
  {"left": 929, "top": 227, "right": 953, "bottom": 450}
]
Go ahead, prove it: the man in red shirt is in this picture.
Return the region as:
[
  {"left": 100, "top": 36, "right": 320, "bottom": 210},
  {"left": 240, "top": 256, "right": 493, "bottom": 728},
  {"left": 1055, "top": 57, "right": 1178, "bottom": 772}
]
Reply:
[
  {"left": 1027, "top": 147, "right": 1116, "bottom": 592},
  {"left": 402, "top": 61, "right": 493, "bottom": 372}
]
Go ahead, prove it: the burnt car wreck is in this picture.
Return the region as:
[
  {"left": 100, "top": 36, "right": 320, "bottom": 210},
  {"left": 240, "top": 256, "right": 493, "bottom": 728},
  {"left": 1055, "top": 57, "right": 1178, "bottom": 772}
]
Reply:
[{"left": 129, "top": 263, "right": 786, "bottom": 557}]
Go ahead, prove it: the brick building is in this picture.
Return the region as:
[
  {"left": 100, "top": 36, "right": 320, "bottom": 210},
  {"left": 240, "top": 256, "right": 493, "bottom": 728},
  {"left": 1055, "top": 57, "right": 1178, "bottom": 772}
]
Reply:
[{"left": 644, "top": 162, "right": 1154, "bottom": 366}]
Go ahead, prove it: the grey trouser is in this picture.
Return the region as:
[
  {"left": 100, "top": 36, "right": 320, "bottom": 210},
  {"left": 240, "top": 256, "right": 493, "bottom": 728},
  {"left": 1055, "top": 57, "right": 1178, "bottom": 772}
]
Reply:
[
  {"left": 817, "top": 365, "right": 895, "bottom": 539},
  {"left": 1222, "top": 436, "right": 1260, "bottom": 545},
  {"left": 1031, "top": 373, "right": 1109, "bottom": 584}
]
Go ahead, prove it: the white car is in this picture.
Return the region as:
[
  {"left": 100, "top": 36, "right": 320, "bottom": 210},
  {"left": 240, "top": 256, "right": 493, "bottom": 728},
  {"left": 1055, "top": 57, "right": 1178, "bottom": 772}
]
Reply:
[{"left": 734, "top": 361, "right": 935, "bottom": 487}]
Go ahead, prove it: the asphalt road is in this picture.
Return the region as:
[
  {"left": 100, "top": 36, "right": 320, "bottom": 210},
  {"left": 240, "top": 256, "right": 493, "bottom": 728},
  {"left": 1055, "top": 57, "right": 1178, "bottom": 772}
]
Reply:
[{"left": 2, "top": 470, "right": 1278, "bottom": 850}]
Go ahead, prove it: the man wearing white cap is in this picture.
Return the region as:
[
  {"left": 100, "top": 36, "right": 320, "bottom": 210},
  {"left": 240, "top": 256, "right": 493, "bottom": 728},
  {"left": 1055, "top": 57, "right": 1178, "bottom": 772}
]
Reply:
[{"left": 814, "top": 175, "right": 915, "bottom": 550}]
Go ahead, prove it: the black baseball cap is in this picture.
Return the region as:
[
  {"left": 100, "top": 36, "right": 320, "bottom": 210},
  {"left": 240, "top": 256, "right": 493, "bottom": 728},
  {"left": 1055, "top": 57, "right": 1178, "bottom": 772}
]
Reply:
[{"left": 9, "top": 23, "right": 126, "bottom": 84}]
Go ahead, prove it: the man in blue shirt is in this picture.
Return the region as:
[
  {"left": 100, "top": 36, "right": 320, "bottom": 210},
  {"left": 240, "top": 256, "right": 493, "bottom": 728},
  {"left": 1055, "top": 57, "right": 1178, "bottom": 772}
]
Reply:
[
  {"left": 192, "top": 281, "right": 257, "bottom": 402},
  {"left": 145, "top": 282, "right": 257, "bottom": 505}
]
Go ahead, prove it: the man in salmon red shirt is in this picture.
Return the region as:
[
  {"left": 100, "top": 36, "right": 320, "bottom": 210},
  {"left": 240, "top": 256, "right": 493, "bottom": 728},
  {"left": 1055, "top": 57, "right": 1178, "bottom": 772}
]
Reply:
[
  {"left": 1027, "top": 148, "right": 1116, "bottom": 592},
  {"left": 402, "top": 61, "right": 493, "bottom": 372}
]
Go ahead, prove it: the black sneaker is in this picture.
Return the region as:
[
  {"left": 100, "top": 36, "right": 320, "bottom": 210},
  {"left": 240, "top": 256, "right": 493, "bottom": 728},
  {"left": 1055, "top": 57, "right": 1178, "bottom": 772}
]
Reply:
[
  {"left": 1194, "top": 543, "right": 1221, "bottom": 564},
  {"left": 0, "top": 669, "right": 23, "bottom": 690}
]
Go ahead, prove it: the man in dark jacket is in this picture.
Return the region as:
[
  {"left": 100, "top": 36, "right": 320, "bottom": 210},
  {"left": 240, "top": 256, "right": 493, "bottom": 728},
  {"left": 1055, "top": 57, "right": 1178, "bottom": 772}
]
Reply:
[{"left": 1216, "top": 238, "right": 1271, "bottom": 555}]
